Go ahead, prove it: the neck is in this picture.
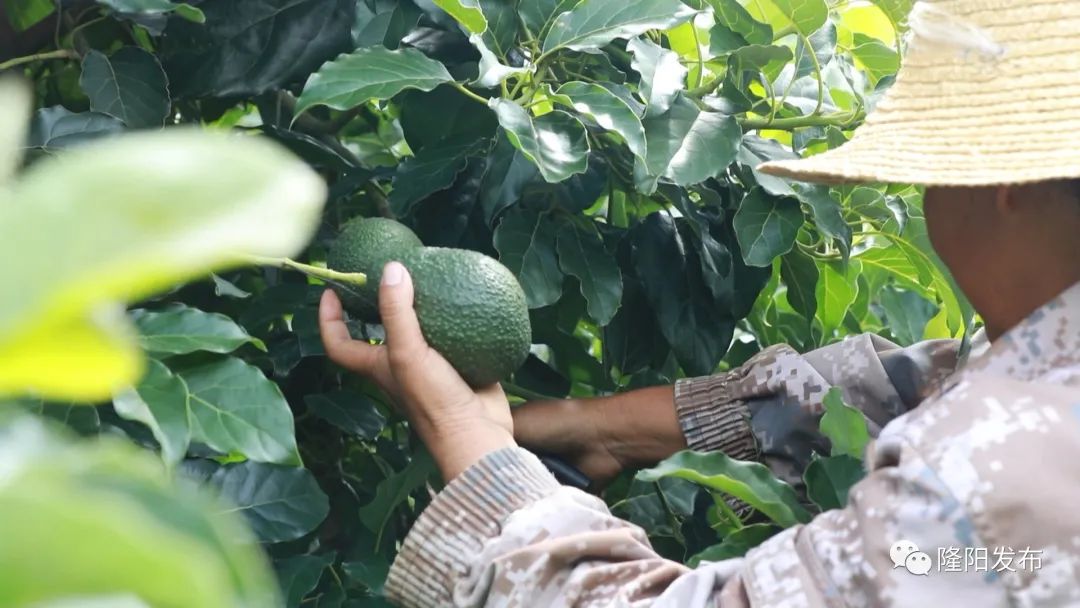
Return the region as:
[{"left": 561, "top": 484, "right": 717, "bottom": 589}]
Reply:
[{"left": 983, "top": 267, "right": 1080, "bottom": 341}]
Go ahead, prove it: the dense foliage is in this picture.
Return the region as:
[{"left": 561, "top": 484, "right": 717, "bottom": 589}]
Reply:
[{"left": 2, "top": 0, "right": 975, "bottom": 605}]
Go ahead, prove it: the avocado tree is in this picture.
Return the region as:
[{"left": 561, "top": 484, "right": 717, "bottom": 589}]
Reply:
[{"left": 2, "top": 0, "right": 972, "bottom": 605}]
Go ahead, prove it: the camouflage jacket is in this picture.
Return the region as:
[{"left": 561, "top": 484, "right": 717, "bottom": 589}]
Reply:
[{"left": 385, "top": 281, "right": 1080, "bottom": 607}]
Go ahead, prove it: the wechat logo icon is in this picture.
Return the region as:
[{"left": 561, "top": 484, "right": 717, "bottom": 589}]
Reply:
[{"left": 890, "top": 540, "right": 932, "bottom": 576}]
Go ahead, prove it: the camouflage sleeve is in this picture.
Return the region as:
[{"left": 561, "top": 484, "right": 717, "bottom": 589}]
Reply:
[
  {"left": 385, "top": 440, "right": 983, "bottom": 607},
  {"left": 675, "top": 335, "right": 960, "bottom": 485}
]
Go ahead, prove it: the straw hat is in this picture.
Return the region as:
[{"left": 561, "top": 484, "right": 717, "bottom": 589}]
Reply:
[{"left": 757, "top": 0, "right": 1080, "bottom": 185}]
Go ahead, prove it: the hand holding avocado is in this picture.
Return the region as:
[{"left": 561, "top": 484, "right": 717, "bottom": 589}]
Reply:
[
  {"left": 318, "top": 264, "right": 516, "bottom": 481},
  {"left": 319, "top": 218, "right": 532, "bottom": 479}
]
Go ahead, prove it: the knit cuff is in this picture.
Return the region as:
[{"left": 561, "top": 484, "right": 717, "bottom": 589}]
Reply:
[
  {"left": 385, "top": 447, "right": 560, "bottom": 608},
  {"left": 674, "top": 374, "right": 758, "bottom": 460}
]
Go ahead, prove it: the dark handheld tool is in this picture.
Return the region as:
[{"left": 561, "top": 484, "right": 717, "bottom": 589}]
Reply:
[{"left": 536, "top": 453, "right": 592, "bottom": 490}]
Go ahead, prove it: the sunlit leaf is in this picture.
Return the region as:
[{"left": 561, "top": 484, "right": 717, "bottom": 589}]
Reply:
[
  {"left": 554, "top": 81, "right": 646, "bottom": 158},
  {"left": 542, "top": 0, "right": 697, "bottom": 54},
  {"left": 295, "top": 47, "right": 454, "bottom": 117},
  {"left": 627, "top": 37, "right": 687, "bottom": 117},
  {"left": 432, "top": 0, "right": 487, "bottom": 33},
  {"left": 0, "top": 130, "right": 325, "bottom": 401},
  {"left": 638, "top": 450, "right": 811, "bottom": 527},
  {"left": 489, "top": 98, "right": 589, "bottom": 183},
  {"left": 635, "top": 93, "right": 741, "bottom": 194},
  {"left": 819, "top": 386, "right": 870, "bottom": 458},
  {"left": 131, "top": 304, "right": 264, "bottom": 355},
  {"left": 0, "top": 416, "right": 278, "bottom": 607}
]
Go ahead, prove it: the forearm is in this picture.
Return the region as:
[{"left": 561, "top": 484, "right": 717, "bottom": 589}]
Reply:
[
  {"left": 593, "top": 385, "right": 687, "bottom": 467},
  {"left": 516, "top": 385, "right": 687, "bottom": 472}
]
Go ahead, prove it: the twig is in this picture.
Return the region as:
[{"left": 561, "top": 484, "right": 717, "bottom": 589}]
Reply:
[
  {"left": 0, "top": 49, "right": 77, "bottom": 71},
  {"left": 239, "top": 255, "right": 367, "bottom": 286}
]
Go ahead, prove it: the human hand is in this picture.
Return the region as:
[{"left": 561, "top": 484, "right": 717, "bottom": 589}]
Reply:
[
  {"left": 512, "top": 399, "right": 624, "bottom": 488},
  {"left": 318, "top": 262, "right": 515, "bottom": 481},
  {"left": 513, "top": 385, "right": 686, "bottom": 490}
]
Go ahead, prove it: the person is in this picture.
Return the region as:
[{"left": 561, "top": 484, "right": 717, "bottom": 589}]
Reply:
[{"left": 318, "top": 0, "right": 1080, "bottom": 605}]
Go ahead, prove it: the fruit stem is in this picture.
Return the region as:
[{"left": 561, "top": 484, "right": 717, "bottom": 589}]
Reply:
[{"left": 240, "top": 255, "right": 367, "bottom": 286}]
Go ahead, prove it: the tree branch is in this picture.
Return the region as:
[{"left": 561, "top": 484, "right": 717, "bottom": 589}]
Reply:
[{"left": 0, "top": 49, "right": 77, "bottom": 72}]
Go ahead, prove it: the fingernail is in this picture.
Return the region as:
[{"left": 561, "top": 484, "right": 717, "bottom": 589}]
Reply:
[{"left": 382, "top": 261, "right": 404, "bottom": 286}]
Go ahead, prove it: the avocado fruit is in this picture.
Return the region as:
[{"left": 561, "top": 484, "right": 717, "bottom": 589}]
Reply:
[
  {"left": 326, "top": 217, "right": 423, "bottom": 322},
  {"left": 400, "top": 247, "right": 531, "bottom": 387},
  {"left": 326, "top": 219, "right": 531, "bottom": 387}
]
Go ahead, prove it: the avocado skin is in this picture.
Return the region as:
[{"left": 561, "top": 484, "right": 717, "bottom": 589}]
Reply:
[
  {"left": 401, "top": 247, "right": 532, "bottom": 387},
  {"left": 326, "top": 217, "right": 423, "bottom": 321}
]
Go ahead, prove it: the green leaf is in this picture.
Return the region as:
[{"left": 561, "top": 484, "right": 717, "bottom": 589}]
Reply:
[
  {"left": 432, "top": 0, "right": 487, "bottom": 33},
  {"left": 733, "top": 188, "right": 802, "bottom": 267},
  {"left": 489, "top": 99, "right": 589, "bottom": 183},
  {"left": 520, "top": 0, "right": 580, "bottom": 38},
  {"left": 554, "top": 81, "right": 646, "bottom": 158},
  {"left": 494, "top": 206, "right": 564, "bottom": 308},
  {"left": 296, "top": 47, "right": 454, "bottom": 117},
  {"left": 304, "top": 391, "right": 386, "bottom": 440},
  {"left": 635, "top": 94, "right": 741, "bottom": 194},
  {"left": 687, "top": 524, "right": 780, "bottom": 566},
  {"left": 79, "top": 48, "right": 171, "bottom": 129},
  {"left": 353, "top": 0, "right": 423, "bottom": 48},
  {"left": 177, "top": 357, "right": 300, "bottom": 465},
  {"left": 878, "top": 286, "right": 938, "bottom": 345},
  {"left": 358, "top": 448, "right": 435, "bottom": 546},
  {"left": 18, "top": 399, "right": 101, "bottom": 436},
  {"left": 275, "top": 553, "right": 335, "bottom": 607},
  {"left": 542, "top": 0, "right": 697, "bottom": 54},
  {"left": 868, "top": 0, "right": 912, "bottom": 28},
  {"left": 160, "top": 0, "right": 355, "bottom": 98},
  {"left": 26, "top": 107, "right": 125, "bottom": 153},
  {"left": 389, "top": 139, "right": 485, "bottom": 216},
  {"left": 820, "top": 387, "right": 870, "bottom": 458},
  {"left": 707, "top": 0, "right": 772, "bottom": 44},
  {"left": 815, "top": 260, "right": 859, "bottom": 333},
  {"left": 0, "top": 81, "right": 30, "bottom": 185},
  {"left": 555, "top": 216, "right": 622, "bottom": 326},
  {"left": 780, "top": 248, "right": 817, "bottom": 325},
  {"left": 850, "top": 32, "right": 900, "bottom": 85},
  {"left": 3, "top": 0, "right": 55, "bottom": 31},
  {"left": 207, "top": 462, "right": 330, "bottom": 544},
  {"left": 767, "top": 0, "right": 828, "bottom": 36},
  {"left": 0, "top": 416, "right": 278, "bottom": 607},
  {"left": 794, "top": 185, "right": 852, "bottom": 261},
  {"left": 630, "top": 213, "right": 736, "bottom": 376},
  {"left": 113, "top": 359, "right": 192, "bottom": 465},
  {"left": 471, "top": 35, "right": 528, "bottom": 88},
  {"left": 1, "top": 130, "right": 325, "bottom": 402},
  {"left": 478, "top": 131, "right": 540, "bottom": 225},
  {"left": 729, "top": 44, "right": 793, "bottom": 73},
  {"left": 637, "top": 451, "right": 811, "bottom": 527},
  {"left": 627, "top": 37, "right": 687, "bottom": 117},
  {"left": 131, "top": 304, "right": 264, "bottom": 355},
  {"left": 478, "top": 0, "right": 521, "bottom": 56},
  {"left": 804, "top": 454, "right": 864, "bottom": 511},
  {"left": 95, "top": 0, "right": 205, "bottom": 22}
]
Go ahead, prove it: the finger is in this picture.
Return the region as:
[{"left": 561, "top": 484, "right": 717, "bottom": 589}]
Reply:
[
  {"left": 378, "top": 262, "right": 429, "bottom": 365},
  {"left": 318, "top": 289, "right": 380, "bottom": 373}
]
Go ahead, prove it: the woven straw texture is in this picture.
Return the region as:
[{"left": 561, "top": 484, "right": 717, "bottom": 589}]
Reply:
[{"left": 758, "top": 0, "right": 1080, "bottom": 185}]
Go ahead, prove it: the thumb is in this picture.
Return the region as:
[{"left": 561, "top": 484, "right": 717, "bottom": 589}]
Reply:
[{"left": 378, "top": 261, "right": 428, "bottom": 361}]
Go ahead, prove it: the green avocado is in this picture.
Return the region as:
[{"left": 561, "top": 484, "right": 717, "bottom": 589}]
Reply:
[
  {"left": 326, "top": 217, "right": 423, "bottom": 322},
  {"left": 400, "top": 247, "right": 531, "bottom": 387}
]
